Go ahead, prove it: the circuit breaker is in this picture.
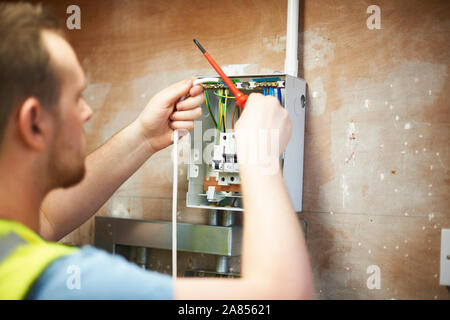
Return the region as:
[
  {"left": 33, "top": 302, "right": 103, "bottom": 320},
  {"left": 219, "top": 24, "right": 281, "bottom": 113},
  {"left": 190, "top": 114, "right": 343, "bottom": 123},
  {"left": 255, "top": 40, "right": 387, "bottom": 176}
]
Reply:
[{"left": 186, "top": 74, "right": 306, "bottom": 212}]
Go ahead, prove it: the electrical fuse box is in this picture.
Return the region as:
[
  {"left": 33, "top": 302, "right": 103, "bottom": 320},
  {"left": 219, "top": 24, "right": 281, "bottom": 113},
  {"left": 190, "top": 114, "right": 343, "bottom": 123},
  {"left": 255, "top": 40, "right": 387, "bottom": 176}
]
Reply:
[{"left": 186, "top": 74, "right": 306, "bottom": 212}]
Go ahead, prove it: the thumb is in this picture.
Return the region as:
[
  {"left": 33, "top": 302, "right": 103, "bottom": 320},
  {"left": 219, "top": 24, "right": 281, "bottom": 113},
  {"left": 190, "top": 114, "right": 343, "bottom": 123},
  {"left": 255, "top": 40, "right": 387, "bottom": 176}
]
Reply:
[{"left": 153, "top": 79, "right": 193, "bottom": 107}]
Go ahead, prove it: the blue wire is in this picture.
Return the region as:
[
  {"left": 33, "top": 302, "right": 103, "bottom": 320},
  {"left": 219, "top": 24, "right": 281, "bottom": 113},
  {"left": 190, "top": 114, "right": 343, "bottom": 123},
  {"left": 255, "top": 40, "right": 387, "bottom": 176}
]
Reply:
[
  {"left": 219, "top": 81, "right": 229, "bottom": 89},
  {"left": 263, "top": 87, "right": 281, "bottom": 100}
]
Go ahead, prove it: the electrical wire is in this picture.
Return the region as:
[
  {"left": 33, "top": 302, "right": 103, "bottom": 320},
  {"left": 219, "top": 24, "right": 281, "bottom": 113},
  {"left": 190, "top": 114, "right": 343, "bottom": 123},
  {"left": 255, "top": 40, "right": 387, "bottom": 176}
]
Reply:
[
  {"left": 172, "top": 130, "right": 179, "bottom": 280},
  {"left": 217, "top": 94, "right": 223, "bottom": 142},
  {"left": 232, "top": 102, "right": 238, "bottom": 129},
  {"left": 212, "top": 91, "right": 236, "bottom": 99},
  {"left": 223, "top": 89, "right": 228, "bottom": 132},
  {"left": 204, "top": 91, "right": 217, "bottom": 129},
  {"left": 193, "top": 77, "right": 220, "bottom": 86}
]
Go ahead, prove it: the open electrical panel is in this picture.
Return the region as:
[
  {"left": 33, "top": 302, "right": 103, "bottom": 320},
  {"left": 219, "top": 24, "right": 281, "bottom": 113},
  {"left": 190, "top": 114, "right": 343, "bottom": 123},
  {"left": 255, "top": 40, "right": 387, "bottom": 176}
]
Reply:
[{"left": 186, "top": 74, "right": 306, "bottom": 212}]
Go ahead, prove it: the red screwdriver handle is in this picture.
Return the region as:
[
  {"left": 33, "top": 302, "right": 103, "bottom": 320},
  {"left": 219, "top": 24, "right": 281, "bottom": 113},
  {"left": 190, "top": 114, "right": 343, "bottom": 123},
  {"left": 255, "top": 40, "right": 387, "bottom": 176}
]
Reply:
[
  {"left": 194, "top": 39, "right": 247, "bottom": 108},
  {"left": 204, "top": 52, "right": 248, "bottom": 108}
]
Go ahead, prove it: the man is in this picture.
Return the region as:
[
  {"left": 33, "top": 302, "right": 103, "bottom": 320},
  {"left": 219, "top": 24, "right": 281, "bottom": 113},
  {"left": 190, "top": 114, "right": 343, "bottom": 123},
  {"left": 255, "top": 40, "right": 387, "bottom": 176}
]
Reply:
[{"left": 0, "top": 2, "right": 313, "bottom": 299}]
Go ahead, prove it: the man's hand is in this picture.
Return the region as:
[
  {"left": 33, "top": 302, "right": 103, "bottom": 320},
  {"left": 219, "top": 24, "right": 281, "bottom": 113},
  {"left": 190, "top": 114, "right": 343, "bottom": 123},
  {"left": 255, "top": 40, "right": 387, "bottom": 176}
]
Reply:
[
  {"left": 234, "top": 93, "right": 292, "bottom": 172},
  {"left": 136, "top": 79, "right": 204, "bottom": 153}
]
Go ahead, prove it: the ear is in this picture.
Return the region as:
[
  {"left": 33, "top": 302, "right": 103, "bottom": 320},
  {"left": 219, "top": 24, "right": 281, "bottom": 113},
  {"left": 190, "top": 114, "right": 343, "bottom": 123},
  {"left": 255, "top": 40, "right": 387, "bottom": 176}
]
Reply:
[{"left": 17, "top": 97, "right": 54, "bottom": 152}]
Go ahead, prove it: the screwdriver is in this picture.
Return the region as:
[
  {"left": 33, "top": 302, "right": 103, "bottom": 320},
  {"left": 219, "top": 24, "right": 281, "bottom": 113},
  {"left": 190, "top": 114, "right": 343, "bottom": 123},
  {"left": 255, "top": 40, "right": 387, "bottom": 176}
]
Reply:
[{"left": 193, "top": 39, "right": 248, "bottom": 108}]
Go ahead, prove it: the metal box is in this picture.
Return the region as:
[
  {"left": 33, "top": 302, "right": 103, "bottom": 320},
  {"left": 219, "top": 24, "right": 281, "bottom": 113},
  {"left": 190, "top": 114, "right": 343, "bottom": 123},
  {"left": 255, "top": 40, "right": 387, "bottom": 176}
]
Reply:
[{"left": 186, "top": 74, "right": 306, "bottom": 212}]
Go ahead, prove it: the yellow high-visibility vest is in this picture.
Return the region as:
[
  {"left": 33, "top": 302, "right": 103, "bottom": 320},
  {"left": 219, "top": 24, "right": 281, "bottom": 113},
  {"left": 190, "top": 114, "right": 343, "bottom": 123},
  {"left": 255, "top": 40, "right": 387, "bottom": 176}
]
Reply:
[{"left": 0, "top": 218, "right": 77, "bottom": 299}]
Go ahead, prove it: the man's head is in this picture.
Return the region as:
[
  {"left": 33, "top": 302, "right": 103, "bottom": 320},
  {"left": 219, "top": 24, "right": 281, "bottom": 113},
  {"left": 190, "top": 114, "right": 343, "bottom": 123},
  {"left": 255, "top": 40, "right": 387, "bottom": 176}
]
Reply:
[{"left": 0, "top": 3, "right": 92, "bottom": 190}]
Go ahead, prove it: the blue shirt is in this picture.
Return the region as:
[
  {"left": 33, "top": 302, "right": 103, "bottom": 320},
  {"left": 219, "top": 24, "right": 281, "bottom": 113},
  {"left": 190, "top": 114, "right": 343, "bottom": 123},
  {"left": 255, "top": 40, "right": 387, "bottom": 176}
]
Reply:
[{"left": 26, "top": 246, "right": 173, "bottom": 300}]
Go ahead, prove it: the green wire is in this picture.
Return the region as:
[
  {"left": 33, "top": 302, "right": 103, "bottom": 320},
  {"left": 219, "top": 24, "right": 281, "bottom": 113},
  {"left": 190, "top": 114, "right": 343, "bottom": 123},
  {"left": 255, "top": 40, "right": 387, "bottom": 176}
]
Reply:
[
  {"left": 204, "top": 91, "right": 217, "bottom": 129},
  {"left": 217, "top": 97, "right": 222, "bottom": 142},
  {"left": 212, "top": 91, "right": 236, "bottom": 99},
  {"left": 223, "top": 89, "right": 227, "bottom": 132}
]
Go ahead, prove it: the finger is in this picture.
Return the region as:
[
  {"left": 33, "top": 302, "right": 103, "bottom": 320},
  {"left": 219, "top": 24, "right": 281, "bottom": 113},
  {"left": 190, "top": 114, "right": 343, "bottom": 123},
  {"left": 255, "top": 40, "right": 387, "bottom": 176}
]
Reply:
[
  {"left": 171, "top": 128, "right": 190, "bottom": 141},
  {"left": 170, "top": 107, "right": 202, "bottom": 121},
  {"left": 189, "top": 84, "right": 203, "bottom": 97},
  {"left": 176, "top": 94, "right": 205, "bottom": 111},
  {"left": 169, "top": 120, "right": 194, "bottom": 131},
  {"left": 152, "top": 78, "right": 194, "bottom": 107},
  {"left": 242, "top": 93, "right": 265, "bottom": 113}
]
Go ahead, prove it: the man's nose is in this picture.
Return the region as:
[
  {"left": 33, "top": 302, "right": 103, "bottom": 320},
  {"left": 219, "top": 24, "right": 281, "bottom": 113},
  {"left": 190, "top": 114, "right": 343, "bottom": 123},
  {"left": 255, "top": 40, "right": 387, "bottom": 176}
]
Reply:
[{"left": 82, "top": 100, "right": 93, "bottom": 122}]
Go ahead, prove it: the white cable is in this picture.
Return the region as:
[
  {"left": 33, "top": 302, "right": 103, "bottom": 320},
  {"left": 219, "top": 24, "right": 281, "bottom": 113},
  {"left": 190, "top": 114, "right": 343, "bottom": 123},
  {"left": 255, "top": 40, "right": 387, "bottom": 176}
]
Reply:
[
  {"left": 172, "top": 129, "right": 179, "bottom": 280},
  {"left": 193, "top": 77, "right": 220, "bottom": 86}
]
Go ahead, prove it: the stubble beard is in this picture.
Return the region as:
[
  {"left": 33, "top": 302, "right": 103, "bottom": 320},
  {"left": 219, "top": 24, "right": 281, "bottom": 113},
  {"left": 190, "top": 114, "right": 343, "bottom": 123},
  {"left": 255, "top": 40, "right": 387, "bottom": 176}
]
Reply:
[{"left": 48, "top": 129, "right": 86, "bottom": 189}]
